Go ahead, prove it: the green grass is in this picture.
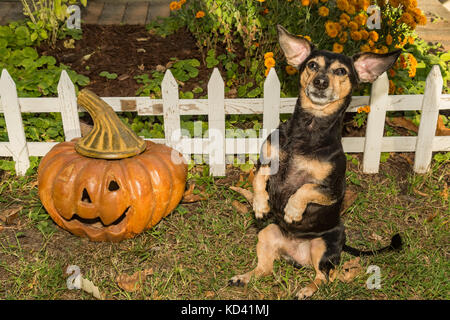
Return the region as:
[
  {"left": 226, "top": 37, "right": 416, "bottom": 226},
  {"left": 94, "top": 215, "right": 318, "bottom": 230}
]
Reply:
[{"left": 0, "top": 152, "right": 448, "bottom": 300}]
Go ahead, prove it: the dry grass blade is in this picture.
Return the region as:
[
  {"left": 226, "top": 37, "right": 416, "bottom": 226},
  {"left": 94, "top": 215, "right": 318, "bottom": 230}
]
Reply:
[
  {"left": 386, "top": 117, "right": 418, "bottom": 133},
  {"left": 229, "top": 186, "right": 254, "bottom": 204},
  {"left": 0, "top": 205, "right": 23, "bottom": 225},
  {"left": 340, "top": 189, "right": 357, "bottom": 215},
  {"left": 232, "top": 200, "right": 249, "bottom": 214},
  {"left": 116, "top": 268, "right": 154, "bottom": 292},
  {"left": 337, "top": 257, "right": 362, "bottom": 283},
  {"left": 436, "top": 115, "right": 450, "bottom": 136},
  {"left": 182, "top": 183, "right": 207, "bottom": 203}
]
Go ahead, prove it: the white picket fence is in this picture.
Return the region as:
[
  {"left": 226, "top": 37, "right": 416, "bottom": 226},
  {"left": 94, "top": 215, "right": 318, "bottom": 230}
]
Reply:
[{"left": 0, "top": 66, "right": 449, "bottom": 177}]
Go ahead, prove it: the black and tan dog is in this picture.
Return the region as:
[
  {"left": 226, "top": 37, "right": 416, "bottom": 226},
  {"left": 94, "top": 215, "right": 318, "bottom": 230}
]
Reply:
[{"left": 229, "top": 25, "right": 402, "bottom": 299}]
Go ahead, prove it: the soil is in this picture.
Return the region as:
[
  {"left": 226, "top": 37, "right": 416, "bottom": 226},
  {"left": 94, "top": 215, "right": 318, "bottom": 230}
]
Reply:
[{"left": 39, "top": 25, "right": 212, "bottom": 97}]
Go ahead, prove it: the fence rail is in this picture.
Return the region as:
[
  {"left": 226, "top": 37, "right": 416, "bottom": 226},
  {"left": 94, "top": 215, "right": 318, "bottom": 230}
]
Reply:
[{"left": 0, "top": 66, "right": 449, "bottom": 176}]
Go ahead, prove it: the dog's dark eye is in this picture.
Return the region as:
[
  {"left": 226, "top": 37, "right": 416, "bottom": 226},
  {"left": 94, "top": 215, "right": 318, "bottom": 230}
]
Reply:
[
  {"left": 307, "top": 61, "right": 319, "bottom": 71},
  {"left": 334, "top": 68, "right": 347, "bottom": 76}
]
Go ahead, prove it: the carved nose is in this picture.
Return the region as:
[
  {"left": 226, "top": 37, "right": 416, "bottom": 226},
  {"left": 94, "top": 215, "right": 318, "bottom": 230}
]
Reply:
[{"left": 313, "top": 76, "right": 329, "bottom": 90}]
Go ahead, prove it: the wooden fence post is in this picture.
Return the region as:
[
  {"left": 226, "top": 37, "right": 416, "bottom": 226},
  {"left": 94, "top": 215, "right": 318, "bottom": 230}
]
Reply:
[
  {"left": 58, "top": 70, "right": 81, "bottom": 141},
  {"left": 162, "top": 69, "right": 181, "bottom": 151},
  {"left": 363, "top": 72, "right": 389, "bottom": 173},
  {"left": 414, "top": 65, "right": 443, "bottom": 173},
  {"left": 208, "top": 68, "right": 226, "bottom": 176},
  {"left": 0, "top": 69, "right": 30, "bottom": 176},
  {"left": 262, "top": 68, "right": 280, "bottom": 140}
]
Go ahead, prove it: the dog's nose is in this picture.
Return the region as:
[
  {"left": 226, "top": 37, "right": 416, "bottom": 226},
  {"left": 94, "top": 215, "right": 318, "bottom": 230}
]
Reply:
[{"left": 313, "top": 76, "right": 329, "bottom": 90}]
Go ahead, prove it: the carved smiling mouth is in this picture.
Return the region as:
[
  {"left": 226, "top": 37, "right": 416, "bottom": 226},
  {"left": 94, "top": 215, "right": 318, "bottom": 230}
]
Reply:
[{"left": 62, "top": 206, "right": 130, "bottom": 229}]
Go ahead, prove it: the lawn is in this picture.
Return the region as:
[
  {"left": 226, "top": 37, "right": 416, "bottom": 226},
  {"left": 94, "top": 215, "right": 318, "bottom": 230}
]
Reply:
[{"left": 0, "top": 152, "right": 448, "bottom": 300}]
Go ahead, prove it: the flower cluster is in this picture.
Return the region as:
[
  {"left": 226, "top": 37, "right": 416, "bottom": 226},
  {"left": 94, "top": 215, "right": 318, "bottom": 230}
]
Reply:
[
  {"left": 357, "top": 105, "right": 371, "bottom": 113},
  {"left": 264, "top": 52, "right": 275, "bottom": 76},
  {"left": 169, "top": 0, "right": 186, "bottom": 11}
]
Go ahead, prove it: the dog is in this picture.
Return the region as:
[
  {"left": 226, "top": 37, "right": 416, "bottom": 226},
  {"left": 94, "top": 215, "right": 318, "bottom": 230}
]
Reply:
[{"left": 229, "top": 25, "right": 402, "bottom": 299}]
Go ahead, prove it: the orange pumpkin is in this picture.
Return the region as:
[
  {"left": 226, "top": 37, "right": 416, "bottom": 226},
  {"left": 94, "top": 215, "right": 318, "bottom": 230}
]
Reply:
[{"left": 38, "top": 90, "right": 187, "bottom": 242}]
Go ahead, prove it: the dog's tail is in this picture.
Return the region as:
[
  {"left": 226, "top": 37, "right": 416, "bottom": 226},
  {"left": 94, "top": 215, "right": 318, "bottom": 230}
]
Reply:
[{"left": 343, "top": 234, "right": 402, "bottom": 256}]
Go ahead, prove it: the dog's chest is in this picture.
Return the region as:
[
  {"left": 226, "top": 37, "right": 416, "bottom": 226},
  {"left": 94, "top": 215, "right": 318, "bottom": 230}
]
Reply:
[{"left": 267, "top": 153, "right": 332, "bottom": 205}]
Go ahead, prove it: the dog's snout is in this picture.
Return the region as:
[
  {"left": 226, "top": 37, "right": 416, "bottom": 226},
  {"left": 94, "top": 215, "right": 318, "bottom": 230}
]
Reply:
[{"left": 313, "top": 76, "right": 329, "bottom": 90}]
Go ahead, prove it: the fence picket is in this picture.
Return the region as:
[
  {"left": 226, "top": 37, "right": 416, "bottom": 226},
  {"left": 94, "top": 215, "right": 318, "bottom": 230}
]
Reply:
[
  {"left": 262, "top": 68, "right": 280, "bottom": 140},
  {"left": 414, "top": 65, "right": 443, "bottom": 173},
  {"left": 0, "top": 69, "right": 30, "bottom": 175},
  {"left": 363, "top": 72, "right": 389, "bottom": 173},
  {"left": 161, "top": 69, "right": 181, "bottom": 151},
  {"left": 58, "top": 70, "right": 81, "bottom": 141},
  {"left": 208, "top": 68, "right": 226, "bottom": 176}
]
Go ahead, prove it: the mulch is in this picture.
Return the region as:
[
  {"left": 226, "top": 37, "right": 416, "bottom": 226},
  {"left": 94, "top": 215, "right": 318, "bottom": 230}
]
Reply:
[{"left": 38, "top": 25, "right": 210, "bottom": 97}]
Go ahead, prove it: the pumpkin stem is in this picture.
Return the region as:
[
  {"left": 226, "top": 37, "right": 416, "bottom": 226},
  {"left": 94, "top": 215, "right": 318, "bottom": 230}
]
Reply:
[{"left": 75, "top": 89, "right": 146, "bottom": 159}]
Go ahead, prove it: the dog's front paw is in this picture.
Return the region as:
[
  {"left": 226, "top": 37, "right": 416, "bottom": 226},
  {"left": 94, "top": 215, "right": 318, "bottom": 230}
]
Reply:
[
  {"left": 228, "top": 274, "right": 250, "bottom": 287},
  {"left": 253, "top": 193, "right": 270, "bottom": 219},
  {"left": 283, "top": 201, "right": 305, "bottom": 224}
]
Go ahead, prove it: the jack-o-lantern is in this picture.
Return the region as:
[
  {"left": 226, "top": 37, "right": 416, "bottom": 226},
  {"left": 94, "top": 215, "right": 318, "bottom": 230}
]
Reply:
[{"left": 38, "top": 89, "right": 187, "bottom": 242}]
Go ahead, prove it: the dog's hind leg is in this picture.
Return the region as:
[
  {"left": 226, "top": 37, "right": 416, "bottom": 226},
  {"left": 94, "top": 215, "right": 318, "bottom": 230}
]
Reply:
[
  {"left": 229, "top": 224, "right": 284, "bottom": 286},
  {"left": 295, "top": 237, "right": 330, "bottom": 299}
]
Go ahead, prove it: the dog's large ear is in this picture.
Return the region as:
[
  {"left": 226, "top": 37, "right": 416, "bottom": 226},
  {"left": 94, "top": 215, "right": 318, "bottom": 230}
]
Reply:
[
  {"left": 352, "top": 50, "right": 401, "bottom": 83},
  {"left": 277, "top": 25, "right": 312, "bottom": 68}
]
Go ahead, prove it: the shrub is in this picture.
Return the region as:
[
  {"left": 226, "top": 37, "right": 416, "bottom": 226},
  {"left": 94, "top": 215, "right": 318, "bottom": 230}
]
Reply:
[{"left": 165, "top": 0, "right": 449, "bottom": 96}]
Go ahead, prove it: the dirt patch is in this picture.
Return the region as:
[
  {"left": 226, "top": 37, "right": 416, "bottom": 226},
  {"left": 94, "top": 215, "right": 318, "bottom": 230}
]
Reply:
[{"left": 38, "top": 25, "right": 211, "bottom": 97}]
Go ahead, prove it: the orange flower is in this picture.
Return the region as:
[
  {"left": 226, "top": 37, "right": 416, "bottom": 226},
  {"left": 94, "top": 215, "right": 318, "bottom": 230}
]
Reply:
[
  {"left": 389, "top": 80, "right": 396, "bottom": 94},
  {"left": 357, "top": 105, "right": 370, "bottom": 113},
  {"left": 325, "top": 21, "right": 340, "bottom": 38},
  {"left": 265, "top": 68, "right": 271, "bottom": 77},
  {"left": 346, "top": 5, "right": 356, "bottom": 15},
  {"left": 195, "top": 11, "right": 205, "bottom": 18},
  {"left": 408, "top": 53, "right": 418, "bottom": 67},
  {"left": 264, "top": 57, "right": 276, "bottom": 68},
  {"left": 360, "top": 44, "right": 371, "bottom": 52},
  {"left": 358, "top": 0, "right": 370, "bottom": 10},
  {"left": 339, "top": 31, "right": 348, "bottom": 44},
  {"left": 360, "top": 29, "right": 369, "bottom": 40},
  {"left": 179, "top": 0, "right": 186, "bottom": 4},
  {"left": 169, "top": 1, "right": 180, "bottom": 10},
  {"left": 389, "top": 69, "right": 396, "bottom": 77},
  {"left": 254, "top": 42, "right": 260, "bottom": 47},
  {"left": 369, "top": 31, "right": 379, "bottom": 42},
  {"left": 257, "top": 0, "right": 266, "bottom": 2},
  {"left": 408, "top": 36, "right": 415, "bottom": 44},
  {"left": 354, "top": 14, "right": 367, "bottom": 26},
  {"left": 333, "top": 43, "right": 344, "bottom": 53},
  {"left": 379, "top": 46, "right": 388, "bottom": 54},
  {"left": 348, "top": 21, "right": 358, "bottom": 31},
  {"left": 262, "top": 8, "right": 269, "bottom": 15},
  {"left": 386, "top": 34, "right": 393, "bottom": 45},
  {"left": 318, "top": 6, "right": 329, "bottom": 17},
  {"left": 302, "top": 0, "right": 310, "bottom": 6},
  {"left": 298, "top": 34, "right": 312, "bottom": 42},
  {"left": 337, "top": 0, "right": 348, "bottom": 11},
  {"left": 350, "top": 31, "right": 362, "bottom": 41},
  {"left": 340, "top": 13, "right": 350, "bottom": 22},
  {"left": 264, "top": 52, "right": 274, "bottom": 59},
  {"left": 285, "top": 65, "right": 298, "bottom": 75},
  {"left": 339, "top": 19, "right": 348, "bottom": 27}
]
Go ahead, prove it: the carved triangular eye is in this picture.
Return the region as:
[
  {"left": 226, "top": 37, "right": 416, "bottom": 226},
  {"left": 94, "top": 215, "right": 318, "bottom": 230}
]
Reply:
[
  {"left": 108, "top": 180, "right": 120, "bottom": 191},
  {"left": 81, "top": 188, "right": 92, "bottom": 203}
]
